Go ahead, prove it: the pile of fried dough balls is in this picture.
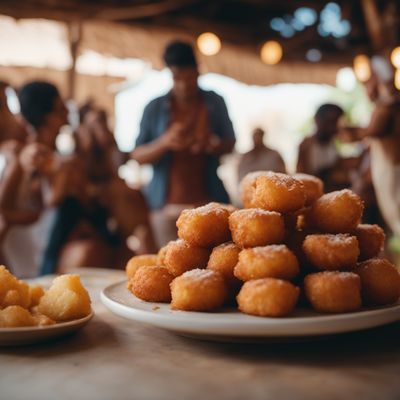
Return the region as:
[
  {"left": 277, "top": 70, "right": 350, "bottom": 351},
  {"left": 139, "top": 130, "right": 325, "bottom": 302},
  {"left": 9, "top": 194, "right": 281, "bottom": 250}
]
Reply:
[
  {"left": 0, "top": 266, "right": 91, "bottom": 327},
  {"left": 126, "top": 171, "right": 400, "bottom": 317}
]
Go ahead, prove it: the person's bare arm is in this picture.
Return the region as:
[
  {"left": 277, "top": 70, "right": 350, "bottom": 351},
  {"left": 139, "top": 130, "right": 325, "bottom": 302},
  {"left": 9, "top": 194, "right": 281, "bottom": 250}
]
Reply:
[
  {"left": 339, "top": 104, "right": 392, "bottom": 142},
  {"left": 296, "top": 139, "right": 310, "bottom": 173}
]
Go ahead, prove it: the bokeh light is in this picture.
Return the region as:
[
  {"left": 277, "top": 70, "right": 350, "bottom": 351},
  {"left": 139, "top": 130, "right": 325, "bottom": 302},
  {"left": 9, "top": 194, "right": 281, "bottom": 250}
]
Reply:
[
  {"left": 197, "top": 32, "right": 221, "bottom": 56},
  {"left": 390, "top": 47, "right": 400, "bottom": 69},
  {"left": 260, "top": 41, "right": 283, "bottom": 65},
  {"left": 353, "top": 54, "right": 371, "bottom": 82}
]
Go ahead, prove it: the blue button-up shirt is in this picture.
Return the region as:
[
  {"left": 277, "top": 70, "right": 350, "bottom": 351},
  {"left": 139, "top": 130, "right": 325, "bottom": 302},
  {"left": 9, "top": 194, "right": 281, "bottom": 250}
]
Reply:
[{"left": 135, "top": 89, "right": 236, "bottom": 209}]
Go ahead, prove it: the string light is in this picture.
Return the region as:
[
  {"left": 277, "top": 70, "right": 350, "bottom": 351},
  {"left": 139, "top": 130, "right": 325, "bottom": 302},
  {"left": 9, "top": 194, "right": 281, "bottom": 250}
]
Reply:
[
  {"left": 353, "top": 54, "right": 371, "bottom": 82},
  {"left": 197, "top": 32, "right": 221, "bottom": 56},
  {"left": 260, "top": 41, "right": 283, "bottom": 65}
]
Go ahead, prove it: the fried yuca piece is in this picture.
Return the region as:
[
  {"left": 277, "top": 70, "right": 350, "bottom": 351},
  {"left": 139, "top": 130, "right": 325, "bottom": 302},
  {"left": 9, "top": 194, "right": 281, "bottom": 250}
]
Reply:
[
  {"left": 306, "top": 189, "right": 364, "bottom": 233},
  {"left": 0, "top": 306, "right": 36, "bottom": 327},
  {"left": 176, "top": 203, "right": 231, "bottom": 247},
  {"left": 37, "top": 275, "right": 91, "bottom": 322},
  {"left": 237, "top": 278, "right": 299, "bottom": 317},
  {"left": 0, "top": 266, "right": 30, "bottom": 309},
  {"left": 354, "top": 224, "right": 385, "bottom": 261},
  {"left": 354, "top": 258, "right": 400, "bottom": 306},
  {"left": 304, "top": 271, "right": 362, "bottom": 313},
  {"left": 170, "top": 269, "right": 228, "bottom": 311},
  {"left": 157, "top": 242, "right": 171, "bottom": 266},
  {"left": 234, "top": 245, "right": 300, "bottom": 281},
  {"left": 28, "top": 285, "right": 45, "bottom": 308},
  {"left": 252, "top": 172, "right": 306, "bottom": 213},
  {"left": 125, "top": 254, "right": 158, "bottom": 280},
  {"left": 229, "top": 209, "right": 285, "bottom": 248},
  {"left": 302, "top": 234, "right": 359, "bottom": 271},
  {"left": 128, "top": 265, "right": 174, "bottom": 303},
  {"left": 164, "top": 239, "right": 210, "bottom": 277}
]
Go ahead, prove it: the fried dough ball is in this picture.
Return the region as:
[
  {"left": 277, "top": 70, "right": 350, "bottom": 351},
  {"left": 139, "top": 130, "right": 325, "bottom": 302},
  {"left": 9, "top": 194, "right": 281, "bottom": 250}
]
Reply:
[
  {"left": 207, "top": 242, "right": 241, "bottom": 294},
  {"left": 28, "top": 285, "right": 45, "bottom": 308},
  {"left": 252, "top": 172, "right": 306, "bottom": 213},
  {"left": 229, "top": 209, "right": 285, "bottom": 248},
  {"left": 239, "top": 171, "right": 268, "bottom": 208},
  {"left": 37, "top": 275, "right": 91, "bottom": 322},
  {"left": 304, "top": 271, "right": 362, "bottom": 313},
  {"left": 354, "top": 224, "right": 385, "bottom": 261},
  {"left": 0, "top": 266, "right": 30, "bottom": 309},
  {"left": 234, "top": 245, "right": 299, "bottom": 281},
  {"left": 0, "top": 306, "right": 36, "bottom": 327},
  {"left": 157, "top": 242, "right": 172, "bottom": 266},
  {"left": 170, "top": 269, "right": 228, "bottom": 311},
  {"left": 164, "top": 239, "right": 210, "bottom": 277},
  {"left": 303, "top": 234, "right": 359, "bottom": 270},
  {"left": 237, "top": 278, "right": 299, "bottom": 317},
  {"left": 176, "top": 203, "right": 231, "bottom": 247},
  {"left": 128, "top": 265, "right": 174, "bottom": 303},
  {"left": 292, "top": 173, "right": 324, "bottom": 206},
  {"left": 307, "top": 189, "right": 364, "bottom": 233},
  {"left": 354, "top": 259, "right": 400, "bottom": 306},
  {"left": 125, "top": 254, "right": 158, "bottom": 280}
]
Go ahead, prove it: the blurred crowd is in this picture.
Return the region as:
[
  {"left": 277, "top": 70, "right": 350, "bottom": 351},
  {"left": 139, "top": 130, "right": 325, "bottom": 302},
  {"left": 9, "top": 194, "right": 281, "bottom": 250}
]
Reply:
[{"left": 1, "top": 41, "right": 399, "bottom": 278}]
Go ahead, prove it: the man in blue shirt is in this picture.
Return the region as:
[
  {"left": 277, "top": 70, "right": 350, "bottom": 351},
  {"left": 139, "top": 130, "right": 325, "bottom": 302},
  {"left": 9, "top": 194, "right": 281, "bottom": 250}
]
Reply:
[{"left": 131, "top": 41, "right": 236, "bottom": 246}]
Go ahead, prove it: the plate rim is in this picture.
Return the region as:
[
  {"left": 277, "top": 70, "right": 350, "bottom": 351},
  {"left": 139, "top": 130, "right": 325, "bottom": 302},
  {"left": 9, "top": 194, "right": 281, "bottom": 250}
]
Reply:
[
  {"left": 0, "top": 310, "right": 94, "bottom": 334},
  {"left": 101, "top": 280, "right": 400, "bottom": 337}
]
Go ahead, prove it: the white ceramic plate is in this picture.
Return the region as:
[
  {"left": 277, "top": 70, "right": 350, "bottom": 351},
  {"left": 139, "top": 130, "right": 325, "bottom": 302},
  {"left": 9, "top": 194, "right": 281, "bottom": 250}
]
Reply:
[
  {"left": 0, "top": 311, "right": 94, "bottom": 346},
  {"left": 102, "top": 281, "right": 400, "bottom": 341}
]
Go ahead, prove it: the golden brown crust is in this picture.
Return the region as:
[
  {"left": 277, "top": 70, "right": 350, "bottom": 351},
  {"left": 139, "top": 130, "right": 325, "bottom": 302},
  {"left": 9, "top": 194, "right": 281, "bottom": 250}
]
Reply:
[
  {"left": 176, "top": 203, "right": 231, "bottom": 247},
  {"left": 128, "top": 266, "right": 174, "bottom": 303},
  {"left": 307, "top": 189, "right": 364, "bottom": 233},
  {"left": 234, "top": 245, "right": 299, "bottom": 281},
  {"left": 292, "top": 173, "right": 324, "bottom": 206},
  {"left": 252, "top": 172, "right": 306, "bottom": 213},
  {"left": 125, "top": 254, "right": 158, "bottom": 280},
  {"left": 229, "top": 209, "right": 285, "bottom": 248},
  {"left": 354, "top": 224, "right": 385, "bottom": 261},
  {"left": 170, "top": 269, "right": 228, "bottom": 311},
  {"left": 302, "top": 234, "right": 359, "bottom": 270},
  {"left": 164, "top": 239, "right": 210, "bottom": 277},
  {"left": 304, "top": 271, "right": 362, "bottom": 313},
  {"left": 237, "top": 278, "right": 299, "bottom": 317},
  {"left": 354, "top": 258, "right": 400, "bottom": 306}
]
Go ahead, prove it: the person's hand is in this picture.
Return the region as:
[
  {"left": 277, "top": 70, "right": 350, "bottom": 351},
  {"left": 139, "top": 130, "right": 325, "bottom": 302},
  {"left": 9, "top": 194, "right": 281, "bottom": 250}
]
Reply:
[
  {"left": 19, "top": 143, "right": 56, "bottom": 175},
  {"left": 0, "top": 139, "right": 23, "bottom": 163},
  {"left": 204, "top": 135, "right": 222, "bottom": 154},
  {"left": 160, "top": 122, "right": 192, "bottom": 151}
]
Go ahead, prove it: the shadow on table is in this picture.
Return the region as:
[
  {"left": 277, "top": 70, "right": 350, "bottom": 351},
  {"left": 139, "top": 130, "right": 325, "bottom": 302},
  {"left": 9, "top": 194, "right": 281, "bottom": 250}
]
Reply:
[{"left": 175, "top": 321, "right": 400, "bottom": 368}]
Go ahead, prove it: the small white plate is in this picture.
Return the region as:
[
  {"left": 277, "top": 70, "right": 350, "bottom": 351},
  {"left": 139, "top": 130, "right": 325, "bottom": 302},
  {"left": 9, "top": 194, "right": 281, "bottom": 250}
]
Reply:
[
  {"left": 0, "top": 311, "right": 94, "bottom": 346},
  {"left": 101, "top": 281, "right": 400, "bottom": 341}
]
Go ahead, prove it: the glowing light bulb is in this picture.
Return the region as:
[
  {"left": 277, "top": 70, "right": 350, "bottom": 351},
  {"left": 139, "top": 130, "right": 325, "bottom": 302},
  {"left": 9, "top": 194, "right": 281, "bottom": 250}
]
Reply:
[
  {"left": 260, "top": 41, "right": 283, "bottom": 65},
  {"left": 390, "top": 47, "right": 400, "bottom": 69},
  {"left": 197, "top": 32, "right": 221, "bottom": 56},
  {"left": 353, "top": 54, "right": 371, "bottom": 82}
]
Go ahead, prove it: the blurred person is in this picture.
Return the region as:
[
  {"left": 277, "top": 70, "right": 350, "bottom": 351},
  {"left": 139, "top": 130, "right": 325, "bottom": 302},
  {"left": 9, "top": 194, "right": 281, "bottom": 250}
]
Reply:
[
  {"left": 297, "top": 103, "right": 344, "bottom": 191},
  {"left": 339, "top": 58, "right": 400, "bottom": 236},
  {"left": 42, "top": 102, "right": 156, "bottom": 274},
  {"left": 237, "top": 127, "right": 286, "bottom": 182},
  {"left": 0, "top": 81, "right": 68, "bottom": 277},
  {"left": 131, "top": 40, "right": 236, "bottom": 246}
]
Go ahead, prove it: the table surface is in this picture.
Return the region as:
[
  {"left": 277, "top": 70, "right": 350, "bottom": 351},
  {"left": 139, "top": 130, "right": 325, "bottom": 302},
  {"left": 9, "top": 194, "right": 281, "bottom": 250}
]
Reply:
[{"left": 1, "top": 268, "right": 400, "bottom": 400}]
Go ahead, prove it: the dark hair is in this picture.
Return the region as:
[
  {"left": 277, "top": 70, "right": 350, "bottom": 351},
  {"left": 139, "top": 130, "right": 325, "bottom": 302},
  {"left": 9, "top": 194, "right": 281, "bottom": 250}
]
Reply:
[
  {"left": 18, "top": 81, "right": 60, "bottom": 128},
  {"left": 315, "top": 103, "right": 344, "bottom": 120},
  {"left": 163, "top": 41, "right": 197, "bottom": 68}
]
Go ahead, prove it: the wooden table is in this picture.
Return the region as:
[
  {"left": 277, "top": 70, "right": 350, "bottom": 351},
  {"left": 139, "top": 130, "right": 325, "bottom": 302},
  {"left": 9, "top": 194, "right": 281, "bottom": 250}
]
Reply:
[{"left": 1, "top": 268, "right": 400, "bottom": 400}]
